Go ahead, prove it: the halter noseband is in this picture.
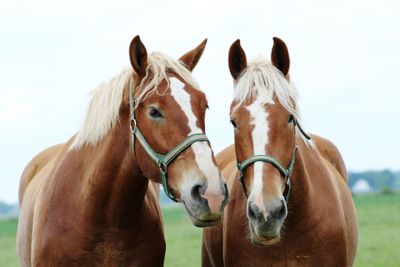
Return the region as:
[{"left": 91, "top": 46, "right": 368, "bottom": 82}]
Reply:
[
  {"left": 236, "top": 117, "right": 311, "bottom": 202},
  {"left": 129, "top": 78, "right": 210, "bottom": 202}
]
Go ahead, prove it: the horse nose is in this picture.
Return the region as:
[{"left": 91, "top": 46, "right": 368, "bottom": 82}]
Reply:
[
  {"left": 248, "top": 199, "right": 287, "bottom": 223},
  {"left": 268, "top": 199, "right": 287, "bottom": 222},
  {"left": 190, "top": 181, "right": 227, "bottom": 214}
]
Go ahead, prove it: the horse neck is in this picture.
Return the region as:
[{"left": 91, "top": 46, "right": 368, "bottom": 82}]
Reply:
[
  {"left": 285, "top": 139, "right": 317, "bottom": 226},
  {"left": 76, "top": 109, "right": 149, "bottom": 228}
]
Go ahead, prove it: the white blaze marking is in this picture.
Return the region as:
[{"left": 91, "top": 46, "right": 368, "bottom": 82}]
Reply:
[
  {"left": 246, "top": 97, "right": 269, "bottom": 212},
  {"left": 169, "top": 78, "right": 223, "bottom": 203}
]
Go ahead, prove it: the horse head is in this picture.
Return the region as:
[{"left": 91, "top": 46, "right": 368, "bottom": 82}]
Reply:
[
  {"left": 228, "top": 37, "right": 309, "bottom": 245},
  {"left": 129, "top": 36, "right": 228, "bottom": 227}
]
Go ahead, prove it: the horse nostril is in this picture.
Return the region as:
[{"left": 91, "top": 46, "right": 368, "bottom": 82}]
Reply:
[
  {"left": 270, "top": 200, "right": 287, "bottom": 221},
  {"left": 223, "top": 183, "right": 228, "bottom": 198},
  {"left": 190, "top": 184, "right": 206, "bottom": 205},
  {"left": 248, "top": 202, "right": 263, "bottom": 221}
]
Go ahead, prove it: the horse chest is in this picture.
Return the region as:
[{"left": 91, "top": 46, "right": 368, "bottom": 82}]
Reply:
[
  {"left": 90, "top": 234, "right": 165, "bottom": 267},
  {"left": 32, "top": 200, "right": 165, "bottom": 267},
  {"left": 36, "top": 225, "right": 165, "bottom": 267},
  {"left": 223, "top": 216, "right": 347, "bottom": 267},
  {"left": 85, "top": 214, "right": 165, "bottom": 266},
  {"left": 224, "top": 243, "right": 345, "bottom": 267}
]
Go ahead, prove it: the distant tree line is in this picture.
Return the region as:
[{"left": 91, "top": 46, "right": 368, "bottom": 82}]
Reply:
[
  {"left": 348, "top": 170, "right": 400, "bottom": 192},
  {"left": 0, "top": 201, "right": 19, "bottom": 218}
]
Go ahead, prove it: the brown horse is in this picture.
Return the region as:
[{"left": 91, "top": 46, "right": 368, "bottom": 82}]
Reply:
[
  {"left": 202, "top": 38, "right": 358, "bottom": 266},
  {"left": 17, "top": 35, "right": 228, "bottom": 266}
]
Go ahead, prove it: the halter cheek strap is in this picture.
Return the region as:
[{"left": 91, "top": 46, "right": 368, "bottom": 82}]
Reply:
[
  {"left": 292, "top": 117, "right": 311, "bottom": 140},
  {"left": 129, "top": 78, "right": 210, "bottom": 202},
  {"left": 236, "top": 118, "right": 310, "bottom": 202}
]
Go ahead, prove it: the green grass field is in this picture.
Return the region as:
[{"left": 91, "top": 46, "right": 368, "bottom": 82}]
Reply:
[{"left": 1, "top": 193, "right": 399, "bottom": 266}]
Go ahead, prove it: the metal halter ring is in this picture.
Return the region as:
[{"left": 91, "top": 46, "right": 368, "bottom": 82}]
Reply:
[
  {"left": 158, "top": 161, "right": 168, "bottom": 174},
  {"left": 131, "top": 118, "right": 137, "bottom": 128}
]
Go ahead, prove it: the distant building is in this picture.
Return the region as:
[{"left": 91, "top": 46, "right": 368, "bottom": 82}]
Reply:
[{"left": 351, "top": 179, "right": 373, "bottom": 194}]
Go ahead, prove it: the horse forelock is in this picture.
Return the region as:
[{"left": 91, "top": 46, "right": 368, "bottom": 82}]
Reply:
[
  {"left": 134, "top": 52, "right": 200, "bottom": 107},
  {"left": 232, "top": 56, "right": 311, "bottom": 145},
  {"left": 71, "top": 52, "right": 200, "bottom": 150}
]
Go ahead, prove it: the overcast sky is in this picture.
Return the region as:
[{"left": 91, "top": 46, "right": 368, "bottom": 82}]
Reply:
[{"left": 1, "top": 0, "right": 399, "bottom": 203}]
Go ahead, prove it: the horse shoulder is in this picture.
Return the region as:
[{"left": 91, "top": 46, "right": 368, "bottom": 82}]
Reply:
[
  {"left": 17, "top": 150, "right": 63, "bottom": 267},
  {"left": 310, "top": 134, "right": 347, "bottom": 181},
  {"left": 215, "top": 145, "right": 237, "bottom": 182},
  {"left": 322, "top": 157, "right": 359, "bottom": 266},
  {"left": 306, "top": 142, "right": 358, "bottom": 266},
  {"left": 18, "top": 144, "right": 65, "bottom": 205},
  {"left": 215, "top": 145, "right": 235, "bottom": 169}
]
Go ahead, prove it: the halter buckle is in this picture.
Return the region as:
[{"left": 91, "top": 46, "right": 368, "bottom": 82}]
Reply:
[
  {"left": 158, "top": 161, "right": 168, "bottom": 174},
  {"left": 130, "top": 118, "right": 137, "bottom": 131}
]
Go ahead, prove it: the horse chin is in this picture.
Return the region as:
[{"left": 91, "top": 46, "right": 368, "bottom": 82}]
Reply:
[
  {"left": 250, "top": 225, "right": 281, "bottom": 246},
  {"left": 182, "top": 203, "right": 222, "bottom": 227},
  {"left": 188, "top": 215, "right": 221, "bottom": 227}
]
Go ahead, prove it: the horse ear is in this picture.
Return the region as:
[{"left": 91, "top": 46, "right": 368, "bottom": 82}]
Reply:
[
  {"left": 129, "top": 35, "right": 148, "bottom": 76},
  {"left": 179, "top": 39, "right": 207, "bottom": 71},
  {"left": 271, "top": 37, "right": 290, "bottom": 76},
  {"left": 228, "top": 39, "right": 247, "bottom": 80}
]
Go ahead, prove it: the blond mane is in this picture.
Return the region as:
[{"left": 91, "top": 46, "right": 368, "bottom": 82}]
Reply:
[{"left": 71, "top": 52, "right": 199, "bottom": 149}]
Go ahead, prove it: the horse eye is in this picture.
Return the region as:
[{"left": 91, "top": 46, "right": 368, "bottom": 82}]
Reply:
[
  {"left": 149, "top": 107, "right": 163, "bottom": 119},
  {"left": 230, "top": 119, "right": 237, "bottom": 128},
  {"left": 288, "top": 115, "right": 294, "bottom": 124}
]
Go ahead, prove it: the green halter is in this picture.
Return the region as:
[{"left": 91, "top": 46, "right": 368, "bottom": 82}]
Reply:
[
  {"left": 236, "top": 117, "right": 311, "bottom": 202},
  {"left": 129, "top": 78, "right": 210, "bottom": 202}
]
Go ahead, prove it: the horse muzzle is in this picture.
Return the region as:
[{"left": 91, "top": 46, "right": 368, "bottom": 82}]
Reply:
[
  {"left": 182, "top": 181, "right": 229, "bottom": 227},
  {"left": 247, "top": 199, "right": 287, "bottom": 246}
]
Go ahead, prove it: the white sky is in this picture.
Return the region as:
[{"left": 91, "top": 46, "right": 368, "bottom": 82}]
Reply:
[{"left": 1, "top": 0, "right": 399, "bottom": 203}]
